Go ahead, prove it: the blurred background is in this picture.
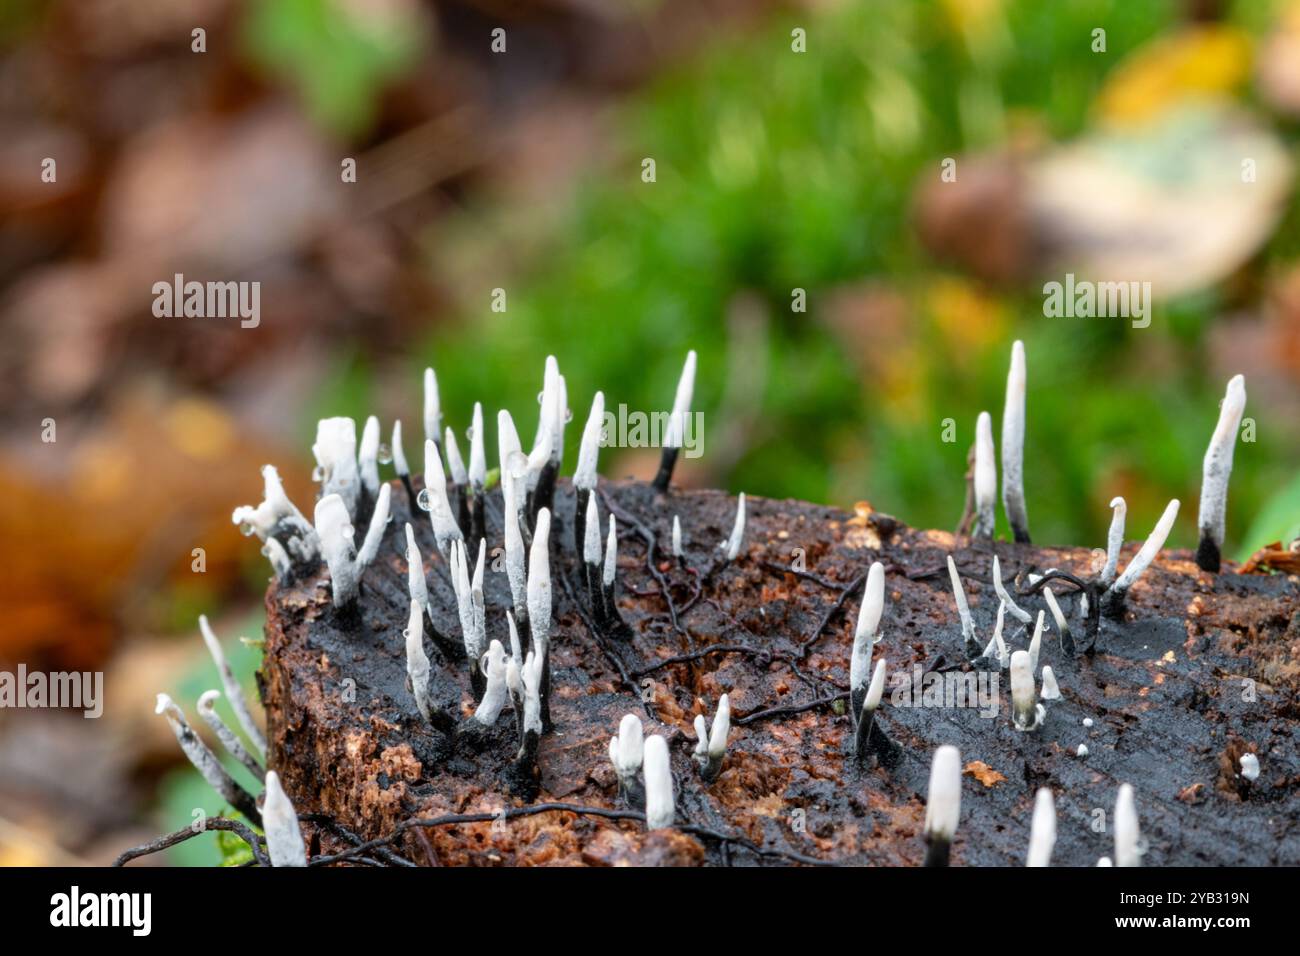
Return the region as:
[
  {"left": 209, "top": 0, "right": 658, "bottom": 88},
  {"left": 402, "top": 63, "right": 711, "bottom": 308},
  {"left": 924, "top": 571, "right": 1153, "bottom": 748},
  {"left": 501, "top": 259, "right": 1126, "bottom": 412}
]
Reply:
[{"left": 1, "top": 0, "right": 1298, "bottom": 864}]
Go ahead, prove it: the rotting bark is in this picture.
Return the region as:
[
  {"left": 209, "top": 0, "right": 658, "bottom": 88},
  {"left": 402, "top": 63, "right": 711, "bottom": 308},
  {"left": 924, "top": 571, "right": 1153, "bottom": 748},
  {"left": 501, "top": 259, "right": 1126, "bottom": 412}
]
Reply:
[{"left": 260, "top": 478, "right": 1300, "bottom": 866}]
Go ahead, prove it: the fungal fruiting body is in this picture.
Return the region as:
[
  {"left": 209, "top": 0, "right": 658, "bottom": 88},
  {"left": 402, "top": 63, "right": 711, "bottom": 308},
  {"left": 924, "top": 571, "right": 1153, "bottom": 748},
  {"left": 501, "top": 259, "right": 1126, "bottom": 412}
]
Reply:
[
  {"left": 1102, "top": 499, "right": 1180, "bottom": 618},
  {"left": 1010, "top": 650, "right": 1045, "bottom": 732},
  {"left": 155, "top": 693, "right": 261, "bottom": 824},
  {"left": 1001, "top": 340, "right": 1030, "bottom": 543},
  {"left": 1100, "top": 497, "right": 1127, "bottom": 587},
  {"left": 1196, "top": 375, "right": 1246, "bottom": 572},
  {"left": 421, "top": 438, "right": 462, "bottom": 560},
  {"left": 652, "top": 350, "right": 697, "bottom": 493},
  {"left": 923, "top": 745, "right": 961, "bottom": 866},
  {"left": 528, "top": 508, "right": 554, "bottom": 730},
  {"left": 468, "top": 401, "right": 488, "bottom": 544},
  {"left": 601, "top": 515, "right": 632, "bottom": 639},
  {"left": 1239, "top": 753, "right": 1260, "bottom": 782},
  {"left": 573, "top": 391, "right": 605, "bottom": 555},
  {"left": 1026, "top": 787, "right": 1055, "bottom": 867},
  {"left": 609, "top": 714, "right": 645, "bottom": 802},
  {"left": 312, "top": 417, "right": 361, "bottom": 517},
  {"left": 724, "top": 492, "right": 746, "bottom": 561},
  {"left": 692, "top": 694, "right": 731, "bottom": 783},
  {"left": 852, "top": 658, "right": 889, "bottom": 764},
  {"left": 231, "top": 464, "right": 320, "bottom": 570},
  {"left": 198, "top": 615, "right": 267, "bottom": 758},
  {"left": 947, "top": 556, "right": 980, "bottom": 658},
  {"left": 473, "top": 640, "right": 511, "bottom": 725},
  {"left": 972, "top": 411, "right": 997, "bottom": 539},
  {"left": 643, "top": 734, "right": 675, "bottom": 829},
  {"left": 405, "top": 598, "right": 434, "bottom": 723},
  {"left": 196, "top": 690, "right": 263, "bottom": 778},
  {"left": 1027, "top": 610, "right": 1044, "bottom": 673},
  {"left": 1114, "top": 784, "right": 1141, "bottom": 867},
  {"left": 849, "top": 561, "right": 885, "bottom": 719},
  {"left": 423, "top": 367, "right": 442, "bottom": 446},
  {"left": 1042, "top": 586, "right": 1074, "bottom": 657},
  {"left": 993, "top": 555, "right": 1032, "bottom": 624},
  {"left": 1040, "top": 666, "right": 1061, "bottom": 701},
  {"left": 263, "top": 771, "right": 307, "bottom": 867}
]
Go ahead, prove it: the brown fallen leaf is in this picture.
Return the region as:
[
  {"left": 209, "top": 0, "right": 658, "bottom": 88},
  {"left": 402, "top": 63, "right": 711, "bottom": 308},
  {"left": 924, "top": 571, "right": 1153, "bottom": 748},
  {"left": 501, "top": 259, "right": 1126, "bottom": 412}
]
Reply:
[{"left": 963, "top": 761, "right": 1006, "bottom": 788}]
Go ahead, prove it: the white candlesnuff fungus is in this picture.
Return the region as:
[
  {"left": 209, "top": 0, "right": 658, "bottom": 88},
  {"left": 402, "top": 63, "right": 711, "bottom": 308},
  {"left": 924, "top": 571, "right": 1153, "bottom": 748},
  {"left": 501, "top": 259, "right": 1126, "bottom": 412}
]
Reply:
[
  {"left": 850, "top": 561, "right": 885, "bottom": 715},
  {"left": 853, "top": 658, "right": 889, "bottom": 762},
  {"left": 1104, "top": 499, "right": 1180, "bottom": 615},
  {"left": 672, "top": 516, "right": 683, "bottom": 559},
  {"left": 471, "top": 538, "right": 487, "bottom": 652},
  {"left": 993, "top": 555, "right": 1032, "bottom": 624},
  {"left": 421, "top": 438, "right": 462, "bottom": 558},
  {"left": 315, "top": 485, "right": 389, "bottom": 607},
  {"left": 603, "top": 514, "right": 618, "bottom": 589},
  {"left": 1028, "top": 610, "right": 1044, "bottom": 672},
  {"left": 405, "top": 524, "right": 429, "bottom": 614},
  {"left": 198, "top": 615, "right": 266, "bottom": 758},
  {"left": 665, "top": 350, "right": 697, "bottom": 451},
  {"left": 583, "top": 493, "right": 602, "bottom": 567},
  {"left": 1042, "top": 585, "right": 1074, "bottom": 656},
  {"left": 1101, "top": 496, "right": 1126, "bottom": 586},
  {"left": 528, "top": 508, "right": 553, "bottom": 652},
  {"left": 506, "top": 610, "right": 523, "bottom": 669},
  {"left": 574, "top": 391, "right": 605, "bottom": 492},
  {"left": 1026, "top": 787, "right": 1056, "bottom": 867},
  {"left": 502, "top": 474, "right": 528, "bottom": 625},
  {"left": 155, "top": 693, "right": 260, "bottom": 822},
  {"left": 643, "top": 735, "right": 675, "bottom": 829},
  {"left": 262, "top": 538, "right": 292, "bottom": 583},
  {"left": 196, "top": 690, "right": 263, "bottom": 777},
  {"left": 1010, "top": 650, "right": 1045, "bottom": 731},
  {"left": 692, "top": 694, "right": 731, "bottom": 782},
  {"left": 973, "top": 411, "right": 997, "bottom": 539},
  {"left": 262, "top": 771, "right": 307, "bottom": 867},
  {"left": 423, "top": 367, "right": 441, "bottom": 444},
  {"left": 1114, "top": 783, "right": 1141, "bottom": 867},
  {"left": 724, "top": 492, "right": 746, "bottom": 561},
  {"left": 231, "top": 464, "right": 319, "bottom": 565},
  {"left": 449, "top": 541, "right": 483, "bottom": 669},
  {"left": 550, "top": 371, "right": 568, "bottom": 468},
  {"left": 1239, "top": 753, "right": 1260, "bottom": 782},
  {"left": 947, "top": 556, "right": 978, "bottom": 657},
  {"left": 653, "top": 350, "right": 698, "bottom": 492},
  {"left": 923, "top": 745, "right": 961, "bottom": 866},
  {"left": 354, "top": 483, "right": 391, "bottom": 569},
  {"left": 312, "top": 417, "right": 361, "bottom": 517},
  {"left": 474, "top": 640, "right": 510, "bottom": 725},
  {"left": 530, "top": 356, "right": 564, "bottom": 477},
  {"left": 1040, "top": 665, "right": 1061, "bottom": 700},
  {"left": 1197, "top": 374, "right": 1246, "bottom": 572},
  {"left": 1077, "top": 744, "right": 1089, "bottom": 757},
  {"left": 520, "top": 651, "right": 543, "bottom": 743},
  {"left": 314, "top": 493, "right": 359, "bottom": 606},
  {"left": 980, "top": 601, "right": 1009, "bottom": 668},
  {"left": 609, "top": 713, "right": 644, "bottom": 795},
  {"left": 497, "top": 409, "right": 525, "bottom": 517},
  {"left": 404, "top": 598, "right": 434, "bottom": 722},
  {"left": 444, "top": 426, "right": 468, "bottom": 486},
  {"left": 391, "top": 420, "right": 409, "bottom": 478},
  {"left": 469, "top": 401, "right": 487, "bottom": 490},
  {"left": 359, "top": 415, "right": 381, "bottom": 498},
  {"left": 1001, "top": 340, "right": 1030, "bottom": 543}
]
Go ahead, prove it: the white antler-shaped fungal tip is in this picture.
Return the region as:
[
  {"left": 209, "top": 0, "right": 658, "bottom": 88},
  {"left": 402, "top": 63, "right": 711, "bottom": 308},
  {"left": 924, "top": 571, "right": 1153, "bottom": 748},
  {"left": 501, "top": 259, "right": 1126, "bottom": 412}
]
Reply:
[
  {"left": 528, "top": 508, "right": 553, "bottom": 647},
  {"left": 973, "top": 411, "right": 996, "bottom": 538},
  {"left": 1040, "top": 665, "right": 1061, "bottom": 700},
  {"left": 423, "top": 367, "right": 441, "bottom": 443},
  {"left": 405, "top": 598, "right": 433, "bottom": 722},
  {"left": 614, "top": 713, "right": 644, "bottom": 776},
  {"left": 1010, "top": 650, "right": 1043, "bottom": 731},
  {"left": 583, "top": 493, "right": 602, "bottom": 566},
  {"left": 672, "top": 515, "right": 683, "bottom": 558},
  {"left": 864, "top": 658, "right": 887, "bottom": 711},
  {"left": 709, "top": 694, "right": 731, "bottom": 758},
  {"left": 263, "top": 771, "right": 308, "bottom": 867},
  {"left": 947, "top": 556, "right": 976, "bottom": 650},
  {"left": 1001, "top": 340, "right": 1029, "bottom": 542},
  {"left": 603, "top": 515, "right": 618, "bottom": 588},
  {"left": 469, "top": 402, "right": 487, "bottom": 489},
  {"left": 312, "top": 418, "right": 361, "bottom": 516},
  {"left": 574, "top": 391, "right": 606, "bottom": 491},
  {"left": 1108, "top": 499, "right": 1179, "bottom": 601},
  {"left": 993, "top": 555, "right": 1032, "bottom": 623},
  {"left": 391, "top": 419, "right": 409, "bottom": 478},
  {"left": 1197, "top": 375, "right": 1247, "bottom": 570},
  {"left": 444, "top": 426, "right": 468, "bottom": 485},
  {"left": 474, "top": 640, "right": 510, "bottom": 725},
  {"left": 359, "top": 415, "right": 381, "bottom": 496},
  {"left": 924, "top": 745, "right": 962, "bottom": 841},
  {"left": 851, "top": 562, "right": 885, "bottom": 699},
  {"left": 1026, "top": 787, "right": 1056, "bottom": 867},
  {"left": 1115, "top": 783, "right": 1140, "bottom": 867},
  {"left": 724, "top": 492, "right": 746, "bottom": 561},
  {"left": 665, "top": 350, "right": 697, "bottom": 449},
  {"left": 643, "top": 735, "right": 675, "bottom": 829}
]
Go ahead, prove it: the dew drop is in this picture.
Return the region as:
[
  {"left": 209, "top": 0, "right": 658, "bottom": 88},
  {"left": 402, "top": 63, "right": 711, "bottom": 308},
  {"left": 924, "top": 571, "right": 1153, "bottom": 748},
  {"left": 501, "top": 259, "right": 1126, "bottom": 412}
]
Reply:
[
  {"left": 240, "top": 522, "right": 256, "bottom": 537},
  {"left": 416, "top": 488, "right": 433, "bottom": 512},
  {"left": 563, "top": 407, "right": 573, "bottom": 424},
  {"left": 536, "top": 391, "right": 545, "bottom": 404},
  {"left": 311, "top": 466, "right": 324, "bottom": 481},
  {"left": 377, "top": 443, "right": 393, "bottom": 465}
]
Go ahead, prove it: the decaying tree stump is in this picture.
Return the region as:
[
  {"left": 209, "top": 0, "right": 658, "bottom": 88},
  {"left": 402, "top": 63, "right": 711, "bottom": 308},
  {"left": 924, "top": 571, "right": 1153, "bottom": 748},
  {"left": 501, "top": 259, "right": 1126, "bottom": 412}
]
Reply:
[{"left": 261, "top": 478, "right": 1300, "bottom": 866}]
